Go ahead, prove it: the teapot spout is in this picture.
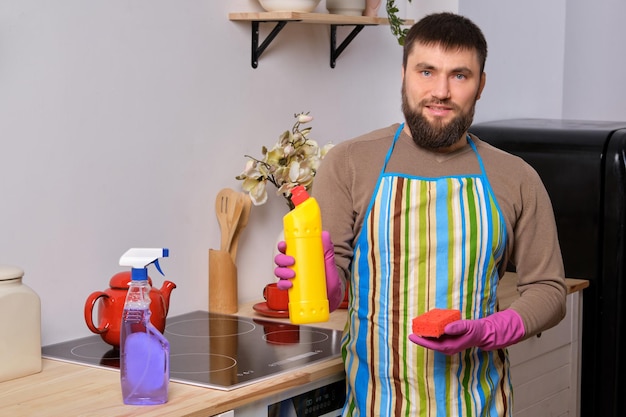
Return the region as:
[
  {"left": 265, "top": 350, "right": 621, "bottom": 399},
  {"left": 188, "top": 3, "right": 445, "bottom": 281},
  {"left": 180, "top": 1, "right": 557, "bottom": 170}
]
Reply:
[{"left": 160, "top": 281, "right": 177, "bottom": 314}]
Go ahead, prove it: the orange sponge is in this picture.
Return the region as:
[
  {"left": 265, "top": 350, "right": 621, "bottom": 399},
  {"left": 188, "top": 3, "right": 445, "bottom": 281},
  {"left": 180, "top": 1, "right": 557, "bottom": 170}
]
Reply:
[{"left": 412, "top": 308, "right": 461, "bottom": 338}]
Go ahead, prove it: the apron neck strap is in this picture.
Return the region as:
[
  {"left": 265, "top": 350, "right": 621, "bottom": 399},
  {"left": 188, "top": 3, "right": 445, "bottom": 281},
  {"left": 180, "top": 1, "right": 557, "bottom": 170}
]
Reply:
[{"left": 381, "top": 123, "right": 404, "bottom": 173}]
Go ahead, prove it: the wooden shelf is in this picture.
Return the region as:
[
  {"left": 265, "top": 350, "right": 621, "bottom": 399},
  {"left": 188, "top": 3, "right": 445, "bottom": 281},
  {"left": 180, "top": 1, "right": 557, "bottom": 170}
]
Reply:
[
  {"left": 229, "top": 12, "right": 393, "bottom": 25},
  {"left": 229, "top": 12, "right": 414, "bottom": 68}
]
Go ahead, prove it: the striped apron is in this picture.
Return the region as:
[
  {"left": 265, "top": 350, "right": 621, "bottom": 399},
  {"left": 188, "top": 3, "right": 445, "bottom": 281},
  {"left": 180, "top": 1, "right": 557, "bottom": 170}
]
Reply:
[{"left": 342, "top": 124, "right": 511, "bottom": 416}]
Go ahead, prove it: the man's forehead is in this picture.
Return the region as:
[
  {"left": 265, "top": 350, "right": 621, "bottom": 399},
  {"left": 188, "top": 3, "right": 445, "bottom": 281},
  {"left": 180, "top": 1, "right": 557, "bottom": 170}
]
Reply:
[
  {"left": 411, "top": 41, "right": 476, "bottom": 56},
  {"left": 408, "top": 42, "right": 481, "bottom": 67}
]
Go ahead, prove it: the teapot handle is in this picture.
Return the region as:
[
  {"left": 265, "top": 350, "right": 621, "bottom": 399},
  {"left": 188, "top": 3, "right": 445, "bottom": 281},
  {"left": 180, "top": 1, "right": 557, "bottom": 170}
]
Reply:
[{"left": 84, "top": 291, "right": 109, "bottom": 334}]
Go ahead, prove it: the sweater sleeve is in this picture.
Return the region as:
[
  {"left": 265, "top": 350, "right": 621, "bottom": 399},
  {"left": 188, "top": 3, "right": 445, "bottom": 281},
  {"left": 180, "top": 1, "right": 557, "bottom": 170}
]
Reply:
[
  {"left": 506, "top": 163, "right": 567, "bottom": 338},
  {"left": 311, "top": 142, "right": 357, "bottom": 284}
]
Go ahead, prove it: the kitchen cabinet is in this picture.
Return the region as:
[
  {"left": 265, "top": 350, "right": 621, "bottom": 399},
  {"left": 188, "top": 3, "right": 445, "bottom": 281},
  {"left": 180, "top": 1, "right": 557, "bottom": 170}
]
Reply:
[
  {"left": 507, "top": 290, "right": 583, "bottom": 416},
  {"left": 497, "top": 275, "right": 587, "bottom": 417},
  {"left": 228, "top": 12, "right": 414, "bottom": 68}
]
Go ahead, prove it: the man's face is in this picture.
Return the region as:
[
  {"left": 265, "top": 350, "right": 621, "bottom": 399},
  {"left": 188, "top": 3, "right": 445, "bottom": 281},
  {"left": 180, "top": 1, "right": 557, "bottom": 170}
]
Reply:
[{"left": 401, "top": 42, "right": 486, "bottom": 152}]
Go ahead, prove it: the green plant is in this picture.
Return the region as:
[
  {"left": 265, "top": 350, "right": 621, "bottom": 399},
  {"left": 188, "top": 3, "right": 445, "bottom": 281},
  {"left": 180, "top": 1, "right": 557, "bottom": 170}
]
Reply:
[{"left": 387, "top": 0, "right": 412, "bottom": 45}]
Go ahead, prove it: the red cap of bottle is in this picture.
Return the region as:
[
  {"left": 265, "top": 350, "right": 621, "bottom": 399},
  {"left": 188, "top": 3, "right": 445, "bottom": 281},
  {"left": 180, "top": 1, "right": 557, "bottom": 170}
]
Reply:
[{"left": 290, "top": 185, "right": 309, "bottom": 207}]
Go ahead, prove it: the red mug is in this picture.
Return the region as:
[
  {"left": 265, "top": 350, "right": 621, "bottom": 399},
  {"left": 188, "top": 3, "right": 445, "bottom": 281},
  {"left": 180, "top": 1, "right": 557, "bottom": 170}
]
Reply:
[{"left": 263, "top": 283, "right": 289, "bottom": 311}]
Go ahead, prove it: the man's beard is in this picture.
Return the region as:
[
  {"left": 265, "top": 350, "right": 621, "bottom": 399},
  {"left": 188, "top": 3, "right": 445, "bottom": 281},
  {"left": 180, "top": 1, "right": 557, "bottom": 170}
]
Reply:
[{"left": 401, "top": 85, "right": 476, "bottom": 151}]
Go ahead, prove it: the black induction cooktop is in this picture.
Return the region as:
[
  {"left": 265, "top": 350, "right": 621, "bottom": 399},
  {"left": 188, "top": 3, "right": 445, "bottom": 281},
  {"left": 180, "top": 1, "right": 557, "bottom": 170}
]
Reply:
[{"left": 42, "top": 310, "right": 343, "bottom": 391}]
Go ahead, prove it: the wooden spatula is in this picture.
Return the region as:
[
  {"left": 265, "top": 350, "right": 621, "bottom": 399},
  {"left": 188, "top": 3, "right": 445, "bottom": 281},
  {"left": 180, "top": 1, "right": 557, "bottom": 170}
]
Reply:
[
  {"left": 226, "top": 189, "right": 244, "bottom": 251},
  {"left": 215, "top": 189, "right": 234, "bottom": 251},
  {"left": 229, "top": 192, "right": 251, "bottom": 262}
]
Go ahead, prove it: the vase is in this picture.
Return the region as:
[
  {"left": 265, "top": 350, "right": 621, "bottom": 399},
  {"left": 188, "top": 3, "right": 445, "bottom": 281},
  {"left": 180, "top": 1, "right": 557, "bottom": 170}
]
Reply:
[
  {"left": 258, "top": 0, "right": 321, "bottom": 12},
  {"left": 363, "top": 0, "right": 382, "bottom": 17},
  {"left": 326, "top": 0, "right": 366, "bottom": 16}
]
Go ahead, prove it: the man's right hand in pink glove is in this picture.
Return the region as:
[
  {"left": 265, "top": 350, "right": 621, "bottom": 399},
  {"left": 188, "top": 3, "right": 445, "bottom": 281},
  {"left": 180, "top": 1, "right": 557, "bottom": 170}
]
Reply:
[{"left": 274, "top": 231, "right": 344, "bottom": 312}]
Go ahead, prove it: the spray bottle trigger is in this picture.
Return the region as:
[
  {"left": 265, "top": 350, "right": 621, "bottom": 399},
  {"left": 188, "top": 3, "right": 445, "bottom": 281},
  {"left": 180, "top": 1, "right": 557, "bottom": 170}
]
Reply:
[{"left": 153, "top": 259, "right": 165, "bottom": 276}]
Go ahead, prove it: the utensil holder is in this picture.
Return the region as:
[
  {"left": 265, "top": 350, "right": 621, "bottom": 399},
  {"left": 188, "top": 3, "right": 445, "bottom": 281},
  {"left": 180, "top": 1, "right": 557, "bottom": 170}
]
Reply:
[{"left": 208, "top": 249, "right": 238, "bottom": 314}]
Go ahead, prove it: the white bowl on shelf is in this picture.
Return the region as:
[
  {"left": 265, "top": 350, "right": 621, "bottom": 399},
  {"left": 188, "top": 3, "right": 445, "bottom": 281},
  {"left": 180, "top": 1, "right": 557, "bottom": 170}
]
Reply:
[{"left": 258, "top": 0, "right": 321, "bottom": 13}]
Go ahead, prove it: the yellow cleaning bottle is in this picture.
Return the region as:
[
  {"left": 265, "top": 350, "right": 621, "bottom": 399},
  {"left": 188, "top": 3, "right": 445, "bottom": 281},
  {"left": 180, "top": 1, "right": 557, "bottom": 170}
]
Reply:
[{"left": 283, "top": 185, "right": 329, "bottom": 324}]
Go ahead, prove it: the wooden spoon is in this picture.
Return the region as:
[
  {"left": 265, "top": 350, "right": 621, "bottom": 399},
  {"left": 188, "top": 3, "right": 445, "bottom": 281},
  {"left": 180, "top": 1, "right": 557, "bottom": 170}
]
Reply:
[
  {"left": 225, "top": 189, "right": 244, "bottom": 252},
  {"left": 215, "top": 188, "right": 235, "bottom": 252},
  {"left": 229, "top": 192, "right": 251, "bottom": 262}
]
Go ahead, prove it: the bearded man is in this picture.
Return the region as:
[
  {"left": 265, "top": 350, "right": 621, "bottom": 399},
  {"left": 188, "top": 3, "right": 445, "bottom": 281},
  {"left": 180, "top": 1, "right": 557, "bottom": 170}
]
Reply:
[{"left": 275, "top": 12, "right": 566, "bottom": 417}]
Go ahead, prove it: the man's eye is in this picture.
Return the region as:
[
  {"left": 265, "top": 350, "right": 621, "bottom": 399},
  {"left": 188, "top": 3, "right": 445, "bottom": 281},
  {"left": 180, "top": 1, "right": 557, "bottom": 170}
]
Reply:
[
  {"left": 455, "top": 74, "right": 466, "bottom": 80},
  {"left": 421, "top": 70, "right": 432, "bottom": 77}
]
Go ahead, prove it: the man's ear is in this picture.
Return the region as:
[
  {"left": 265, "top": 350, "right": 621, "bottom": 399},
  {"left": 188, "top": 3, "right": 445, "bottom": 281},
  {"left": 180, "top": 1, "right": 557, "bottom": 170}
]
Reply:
[{"left": 476, "top": 72, "right": 486, "bottom": 100}]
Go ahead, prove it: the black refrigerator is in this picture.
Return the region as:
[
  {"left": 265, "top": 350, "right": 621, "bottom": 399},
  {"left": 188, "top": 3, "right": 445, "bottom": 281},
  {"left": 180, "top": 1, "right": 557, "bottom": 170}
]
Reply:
[{"left": 469, "top": 119, "right": 626, "bottom": 417}]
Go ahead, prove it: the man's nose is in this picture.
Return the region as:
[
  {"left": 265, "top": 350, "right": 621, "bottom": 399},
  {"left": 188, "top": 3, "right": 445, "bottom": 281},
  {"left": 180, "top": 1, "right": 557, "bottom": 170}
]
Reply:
[{"left": 431, "top": 77, "right": 451, "bottom": 100}]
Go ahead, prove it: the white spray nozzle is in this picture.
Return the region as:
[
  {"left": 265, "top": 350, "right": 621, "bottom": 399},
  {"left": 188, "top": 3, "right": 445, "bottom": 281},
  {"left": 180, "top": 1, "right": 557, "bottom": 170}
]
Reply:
[{"left": 119, "top": 248, "right": 169, "bottom": 280}]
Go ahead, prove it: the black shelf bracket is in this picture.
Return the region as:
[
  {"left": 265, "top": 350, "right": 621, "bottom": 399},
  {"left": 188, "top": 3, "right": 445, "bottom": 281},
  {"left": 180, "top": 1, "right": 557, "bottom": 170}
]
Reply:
[
  {"left": 330, "top": 24, "right": 365, "bottom": 68},
  {"left": 251, "top": 20, "right": 290, "bottom": 68},
  {"left": 248, "top": 20, "right": 371, "bottom": 69}
]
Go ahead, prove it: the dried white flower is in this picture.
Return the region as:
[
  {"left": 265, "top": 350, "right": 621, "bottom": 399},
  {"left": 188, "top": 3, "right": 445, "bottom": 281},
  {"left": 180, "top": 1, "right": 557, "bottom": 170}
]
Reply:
[{"left": 236, "top": 112, "right": 333, "bottom": 209}]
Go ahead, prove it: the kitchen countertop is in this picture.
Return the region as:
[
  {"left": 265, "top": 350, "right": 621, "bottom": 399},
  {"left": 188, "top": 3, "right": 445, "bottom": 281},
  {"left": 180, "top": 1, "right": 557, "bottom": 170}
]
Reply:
[
  {"left": 0, "top": 345, "right": 344, "bottom": 417},
  {"left": 0, "top": 274, "right": 587, "bottom": 416}
]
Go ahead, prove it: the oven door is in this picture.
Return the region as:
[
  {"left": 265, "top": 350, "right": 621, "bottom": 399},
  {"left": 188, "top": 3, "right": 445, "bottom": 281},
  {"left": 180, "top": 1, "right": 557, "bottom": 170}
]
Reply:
[{"left": 232, "top": 374, "right": 345, "bottom": 417}]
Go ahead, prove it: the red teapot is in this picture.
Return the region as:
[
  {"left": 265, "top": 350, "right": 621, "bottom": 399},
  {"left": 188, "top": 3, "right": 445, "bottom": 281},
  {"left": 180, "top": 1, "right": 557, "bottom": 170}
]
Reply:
[{"left": 84, "top": 271, "right": 176, "bottom": 348}]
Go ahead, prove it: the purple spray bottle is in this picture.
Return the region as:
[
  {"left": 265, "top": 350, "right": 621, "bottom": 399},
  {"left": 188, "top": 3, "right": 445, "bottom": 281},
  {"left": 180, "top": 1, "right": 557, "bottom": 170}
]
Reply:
[{"left": 119, "top": 248, "right": 170, "bottom": 405}]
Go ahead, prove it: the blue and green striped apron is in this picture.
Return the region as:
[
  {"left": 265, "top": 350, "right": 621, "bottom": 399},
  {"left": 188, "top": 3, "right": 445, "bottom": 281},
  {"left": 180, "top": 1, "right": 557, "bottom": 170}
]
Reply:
[{"left": 342, "top": 124, "right": 511, "bottom": 416}]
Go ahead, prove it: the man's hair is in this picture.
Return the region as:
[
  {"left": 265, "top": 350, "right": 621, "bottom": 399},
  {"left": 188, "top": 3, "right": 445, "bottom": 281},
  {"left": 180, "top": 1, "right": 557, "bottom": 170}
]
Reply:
[{"left": 402, "top": 12, "right": 488, "bottom": 74}]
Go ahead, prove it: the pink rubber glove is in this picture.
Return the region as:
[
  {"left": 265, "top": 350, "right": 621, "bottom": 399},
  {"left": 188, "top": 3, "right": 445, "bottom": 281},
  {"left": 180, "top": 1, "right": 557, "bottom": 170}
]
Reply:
[
  {"left": 408, "top": 309, "right": 525, "bottom": 355},
  {"left": 274, "top": 231, "right": 344, "bottom": 312}
]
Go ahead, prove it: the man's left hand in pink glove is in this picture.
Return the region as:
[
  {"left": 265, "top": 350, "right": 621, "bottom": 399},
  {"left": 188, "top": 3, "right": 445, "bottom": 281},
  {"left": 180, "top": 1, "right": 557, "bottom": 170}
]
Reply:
[
  {"left": 408, "top": 309, "right": 526, "bottom": 355},
  {"left": 274, "top": 231, "right": 344, "bottom": 312}
]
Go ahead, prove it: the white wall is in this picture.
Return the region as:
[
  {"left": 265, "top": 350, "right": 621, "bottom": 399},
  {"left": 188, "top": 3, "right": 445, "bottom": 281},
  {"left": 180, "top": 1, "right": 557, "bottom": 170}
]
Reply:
[
  {"left": 0, "top": 0, "right": 623, "bottom": 346},
  {"left": 562, "top": 0, "right": 626, "bottom": 120},
  {"left": 460, "top": 0, "right": 626, "bottom": 122},
  {"left": 459, "top": 0, "right": 568, "bottom": 122},
  {"left": 0, "top": 0, "right": 417, "bottom": 345}
]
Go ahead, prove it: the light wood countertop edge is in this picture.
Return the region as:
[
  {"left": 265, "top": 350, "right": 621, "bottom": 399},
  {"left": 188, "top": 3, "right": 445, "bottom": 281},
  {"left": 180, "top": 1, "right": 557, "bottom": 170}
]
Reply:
[{"left": 563, "top": 278, "right": 590, "bottom": 293}]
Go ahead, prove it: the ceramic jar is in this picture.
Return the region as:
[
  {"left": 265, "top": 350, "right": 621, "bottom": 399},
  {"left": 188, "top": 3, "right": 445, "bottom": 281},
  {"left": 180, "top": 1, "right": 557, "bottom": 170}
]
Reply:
[
  {"left": 364, "top": 0, "right": 382, "bottom": 17},
  {"left": 326, "top": 0, "right": 367, "bottom": 16},
  {"left": 258, "top": 0, "right": 321, "bottom": 12},
  {"left": 0, "top": 265, "right": 42, "bottom": 382}
]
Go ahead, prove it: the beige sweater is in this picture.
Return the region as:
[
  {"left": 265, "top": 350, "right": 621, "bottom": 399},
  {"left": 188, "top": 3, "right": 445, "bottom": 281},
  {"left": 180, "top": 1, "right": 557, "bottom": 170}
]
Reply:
[{"left": 312, "top": 124, "right": 567, "bottom": 338}]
